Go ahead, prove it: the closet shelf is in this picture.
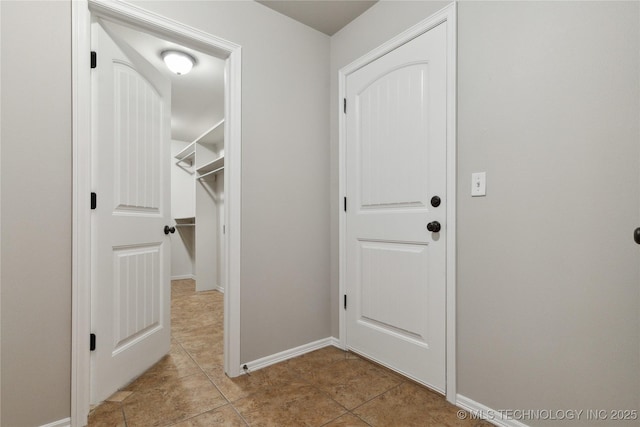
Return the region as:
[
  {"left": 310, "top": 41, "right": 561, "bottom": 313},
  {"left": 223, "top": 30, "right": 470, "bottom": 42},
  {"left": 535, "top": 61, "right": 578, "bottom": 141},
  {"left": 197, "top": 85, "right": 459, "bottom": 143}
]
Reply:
[
  {"left": 196, "top": 119, "right": 224, "bottom": 148},
  {"left": 174, "top": 217, "right": 195, "bottom": 225},
  {"left": 174, "top": 142, "right": 196, "bottom": 166},
  {"left": 197, "top": 156, "right": 225, "bottom": 177}
]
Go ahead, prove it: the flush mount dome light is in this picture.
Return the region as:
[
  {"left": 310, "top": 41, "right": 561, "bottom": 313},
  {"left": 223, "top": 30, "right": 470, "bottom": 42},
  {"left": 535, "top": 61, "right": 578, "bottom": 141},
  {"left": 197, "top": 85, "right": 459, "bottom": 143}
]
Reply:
[{"left": 161, "top": 50, "right": 196, "bottom": 75}]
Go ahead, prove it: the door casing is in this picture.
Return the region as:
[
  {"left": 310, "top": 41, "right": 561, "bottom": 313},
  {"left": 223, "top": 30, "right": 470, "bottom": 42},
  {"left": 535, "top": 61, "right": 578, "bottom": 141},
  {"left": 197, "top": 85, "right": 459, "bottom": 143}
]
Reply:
[
  {"left": 337, "top": 3, "right": 457, "bottom": 403},
  {"left": 71, "top": 1, "right": 243, "bottom": 425}
]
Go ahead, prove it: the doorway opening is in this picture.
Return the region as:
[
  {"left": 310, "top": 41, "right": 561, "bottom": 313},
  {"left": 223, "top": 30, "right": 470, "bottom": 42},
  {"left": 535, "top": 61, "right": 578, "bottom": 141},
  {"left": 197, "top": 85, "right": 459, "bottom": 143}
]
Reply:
[{"left": 71, "top": 1, "right": 242, "bottom": 425}]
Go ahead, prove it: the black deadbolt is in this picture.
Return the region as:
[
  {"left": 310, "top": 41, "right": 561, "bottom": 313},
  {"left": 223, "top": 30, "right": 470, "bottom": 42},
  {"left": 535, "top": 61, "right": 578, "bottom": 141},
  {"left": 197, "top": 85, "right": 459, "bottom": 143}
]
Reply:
[
  {"left": 431, "top": 196, "right": 441, "bottom": 208},
  {"left": 634, "top": 227, "right": 640, "bottom": 244},
  {"left": 164, "top": 225, "right": 176, "bottom": 235}
]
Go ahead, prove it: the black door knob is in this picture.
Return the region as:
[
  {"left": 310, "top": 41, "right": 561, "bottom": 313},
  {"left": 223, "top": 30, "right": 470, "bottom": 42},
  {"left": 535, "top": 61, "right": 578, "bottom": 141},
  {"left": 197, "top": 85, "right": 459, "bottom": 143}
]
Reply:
[
  {"left": 164, "top": 225, "right": 176, "bottom": 235},
  {"left": 431, "top": 196, "right": 441, "bottom": 208},
  {"left": 634, "top": 227, "right": 640, "bottom": 244},
  {"left": 427, "top": 221, "right": 441, "bottom": 233}
]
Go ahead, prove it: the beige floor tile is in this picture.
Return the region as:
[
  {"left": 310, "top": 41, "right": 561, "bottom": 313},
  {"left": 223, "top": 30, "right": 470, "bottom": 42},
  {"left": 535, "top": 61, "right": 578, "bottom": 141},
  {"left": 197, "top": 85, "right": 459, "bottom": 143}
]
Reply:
[
  {"left": 171, "top": 404, "right": 247, "bottom": 426},
  {"left": 234, "top": 382, "right": 347, "bottom": 427},
  {"left": 122, "top": 372, "right": 227, "bottom": 426},
  {"left": 285, "top": 346, "right": 348, "bottom": 376},
  {"left": 171, "top": 280, "right": 196, "bottom": 297},
  {"left": 322, "top": 413, "right": 371, "bottom": 426},
  {"left": 172, "top": 312, "right": 220, "bottom": 332},
  {"left": 173, "top": 323, "right": 223, "bottom": 344},
  {"left": 184, "top": 344, "right": 224, "bottom": 371},
  {"left": 353, "top": 382, "right": 489, "bottom": 427},
  {"left": 305, "top": 357, "right": 403, "bottom": 410},
  {"left": 105, "top": 390, "right": 134, "bottom": 402},
  {"left": 88, "top": 401, "right": 126, "bottom": 427},
  {"left": 206, "top": 361, "right": 300, "bottom": 403},
  {"left": 123, "top": 341, "right": 202, "bottom": 392}
]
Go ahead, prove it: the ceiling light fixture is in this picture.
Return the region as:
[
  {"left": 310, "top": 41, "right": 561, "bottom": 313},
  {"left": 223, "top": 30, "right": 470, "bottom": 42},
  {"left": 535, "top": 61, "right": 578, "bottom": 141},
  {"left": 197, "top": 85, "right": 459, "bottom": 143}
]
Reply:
[{"left": 161, "top": 50, "right": 196, "bottom": 75}]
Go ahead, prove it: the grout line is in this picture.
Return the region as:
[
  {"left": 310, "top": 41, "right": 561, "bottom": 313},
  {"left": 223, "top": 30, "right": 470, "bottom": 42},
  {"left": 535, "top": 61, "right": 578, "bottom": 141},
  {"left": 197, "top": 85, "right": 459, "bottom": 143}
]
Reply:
[
  {"left": 349, "top": 381, "right": 405, "bottom": 412},
  {"left": 120, "top": 402, "right": 128, "bottom": 427},
  {"left": 351, "top": 411, "right": 375, "bottom": 427},
  {"left": 229, "top": 402, "right": 251, "bottom": 426}
]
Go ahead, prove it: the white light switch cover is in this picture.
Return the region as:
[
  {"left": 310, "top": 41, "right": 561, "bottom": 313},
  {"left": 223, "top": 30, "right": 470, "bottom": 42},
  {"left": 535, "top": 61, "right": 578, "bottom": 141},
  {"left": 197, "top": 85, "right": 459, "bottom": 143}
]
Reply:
[{"left": 472, "top": 172, "right": 486, "bottom": 196}]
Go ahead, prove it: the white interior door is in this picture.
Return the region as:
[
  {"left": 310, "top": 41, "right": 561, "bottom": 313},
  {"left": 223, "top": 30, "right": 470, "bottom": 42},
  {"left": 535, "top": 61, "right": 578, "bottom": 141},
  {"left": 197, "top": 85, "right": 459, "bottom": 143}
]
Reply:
[
  {"left": 91, "top": 21, "right": 172, "bottom": 404},
  {"left": 345, "top": 22, "right": 448, "bottom": 392}
]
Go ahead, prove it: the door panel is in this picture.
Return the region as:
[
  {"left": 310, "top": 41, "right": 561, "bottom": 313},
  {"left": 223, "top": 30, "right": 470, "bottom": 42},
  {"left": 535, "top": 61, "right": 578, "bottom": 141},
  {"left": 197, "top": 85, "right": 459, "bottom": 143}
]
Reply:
[
  {"left": 113, "top": 61, "right": 162, "bottom": 212},
  {"left": 91, "top": 21, "right": 171, "bottom": 404},
  {"left": 359, "top": 63, "right": 431, "bottom": 209},
  {"left": 112, "top": 244, "right": 162, "bottom": 354},
  {"left": 345, "top": 22, "right": 447, "bottom": 392},
  {"left": 359, "top": 240, "right": 430, "bottom": 343}
]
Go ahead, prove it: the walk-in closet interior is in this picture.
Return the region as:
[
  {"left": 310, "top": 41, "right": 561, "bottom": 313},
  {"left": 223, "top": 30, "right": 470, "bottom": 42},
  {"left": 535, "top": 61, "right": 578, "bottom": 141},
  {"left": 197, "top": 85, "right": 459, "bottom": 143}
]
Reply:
[
  {"left": 173, "top": 119, "right": 226, "bottom": 292},
  {"left": 106, "top": 21, "right": 227, "bottom": 292}
]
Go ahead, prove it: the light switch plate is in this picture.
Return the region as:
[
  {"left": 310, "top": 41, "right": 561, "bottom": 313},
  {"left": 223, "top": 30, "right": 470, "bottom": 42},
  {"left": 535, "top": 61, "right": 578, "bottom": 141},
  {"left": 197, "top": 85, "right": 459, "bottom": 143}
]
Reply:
[{"left": 472, "top": 172, "right": 486, "bottom": 196}]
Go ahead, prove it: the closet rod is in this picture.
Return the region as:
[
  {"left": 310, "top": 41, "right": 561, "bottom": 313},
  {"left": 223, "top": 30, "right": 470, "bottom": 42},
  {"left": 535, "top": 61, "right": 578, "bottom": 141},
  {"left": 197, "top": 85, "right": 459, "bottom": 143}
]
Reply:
[
  {"left": 197, "top": 166, "right": 224, "bottom": 180},
  {"left": 175, "top": 224, "right": 195, "bottom": 227}
]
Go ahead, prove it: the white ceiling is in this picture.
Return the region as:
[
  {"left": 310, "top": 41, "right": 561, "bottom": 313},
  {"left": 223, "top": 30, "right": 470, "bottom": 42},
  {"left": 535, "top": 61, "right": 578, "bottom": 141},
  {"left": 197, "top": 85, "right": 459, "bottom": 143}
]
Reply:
[
  {"left": 257, "top": 0, "right": 377, "bottom": 36},
  {"left": 103, "top": 21, "right": 226, "bottom": 143},
  {"left": 101, "top": 1, "right": 377, "bottom": 142}
]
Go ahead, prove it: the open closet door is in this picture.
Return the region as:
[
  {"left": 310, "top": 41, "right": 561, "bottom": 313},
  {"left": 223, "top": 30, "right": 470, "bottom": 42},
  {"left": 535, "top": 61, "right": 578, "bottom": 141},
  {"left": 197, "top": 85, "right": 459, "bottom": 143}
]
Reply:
[{"left": 90, "top": 21, "right": 172, "bottom": 403}]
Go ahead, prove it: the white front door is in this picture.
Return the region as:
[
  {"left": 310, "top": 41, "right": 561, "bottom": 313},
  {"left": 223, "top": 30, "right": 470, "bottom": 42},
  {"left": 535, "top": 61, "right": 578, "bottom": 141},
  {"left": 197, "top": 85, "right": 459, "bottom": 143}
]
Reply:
[
  {"left": 91, "top": 21, "right": 172, "bottom": 403},
  {"left": 345, "top": 22, "right": 448, "bottom": 392}
]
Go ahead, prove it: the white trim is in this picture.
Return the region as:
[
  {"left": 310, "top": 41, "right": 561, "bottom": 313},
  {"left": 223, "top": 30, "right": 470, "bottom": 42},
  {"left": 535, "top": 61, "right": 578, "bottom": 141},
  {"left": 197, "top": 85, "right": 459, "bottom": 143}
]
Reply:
[
  {"left": 170, "top": 274, "right": 196, "bottom": 280},
  {"left": 337, "top": 2, "right": 457, "bottom": 403},
  {"left": 71, "top": 1, "right": 92, "bottom": 425},
  {"left": 241, "top": 338, "right": 335, "bottom": 373},
  {"left": 40, "top": 418, "right": 72, "bottom": 427},
  {"left": 445, "top": 2, "right": 458, "bottom": 404},
  {"left": 456, "top": 394, "right": 529, "bottom": 427},
  {"left": 71, "top": 1, "right": 242, "bottom": 425},
  {"left": 0, "top": 1, "right": 3, "bottom": 419},
  {"left": 328, "top": 336, "right": 342, "bottom": 349},
  {"left": 223, "top": 37, "right": 243, "bottom": 380}
]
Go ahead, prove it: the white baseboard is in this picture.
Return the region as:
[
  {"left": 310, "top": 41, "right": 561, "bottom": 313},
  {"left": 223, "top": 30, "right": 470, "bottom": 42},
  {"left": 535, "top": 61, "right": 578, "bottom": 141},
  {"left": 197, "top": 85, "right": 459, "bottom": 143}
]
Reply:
[
  {"left": 329, "top": 336, "right": 342, "bottom": 349},
  {"left": 40, "top": 418, "right": 71, "bottom": 427},
  {"left": 216, "top": 286, "right": 225, "bottom": 293},
  {"left": 171, "top": 274, "right": 195, "bottom": 280},
  {"left": 456, "top": 394, "right": 529, "bottom": 427},
  {"left": 241, "top": 337, "right": 335, "bottom": 373}
]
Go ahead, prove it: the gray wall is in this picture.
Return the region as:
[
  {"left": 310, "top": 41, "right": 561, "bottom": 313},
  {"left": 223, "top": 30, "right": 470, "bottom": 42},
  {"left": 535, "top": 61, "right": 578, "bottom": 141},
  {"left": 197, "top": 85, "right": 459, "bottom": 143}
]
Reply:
[
  {"left": 0, "top": 1, "right": 72, "bottom": 426},
  {"left": 456, "top": 2, "right": 639, "bottom": 422},
  {"left": 331, "top": 0, "right": 640, "bottom": 424}
]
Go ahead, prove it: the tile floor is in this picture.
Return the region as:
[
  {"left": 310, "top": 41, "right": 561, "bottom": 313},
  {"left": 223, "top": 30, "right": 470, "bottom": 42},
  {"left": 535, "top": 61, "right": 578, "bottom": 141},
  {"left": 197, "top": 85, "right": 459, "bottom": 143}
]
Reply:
[{"left": 88, "top": 279, "right": 492, "bottom": 427}]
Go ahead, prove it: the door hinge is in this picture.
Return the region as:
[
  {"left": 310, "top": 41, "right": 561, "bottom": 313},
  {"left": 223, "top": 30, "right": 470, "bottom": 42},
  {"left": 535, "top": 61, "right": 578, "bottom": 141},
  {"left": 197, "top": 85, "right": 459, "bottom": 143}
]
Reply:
[
  {"left": 343, "top": 98, "right": 347, "bottom": 114},
  {"left": 90, "top": 333, "right": 96, "bottom": 351},
  {"left": 91, "top": 192, "right": 97, "bottom": 210},
  {"left": 344, "top": 197, "right": 347, "bottom": 212},
  {"left": 91, "top": 51, "right": 97, "bottom": 69},
  {"left": 344, "top": 294, "right": 347, "bottom": 309}
]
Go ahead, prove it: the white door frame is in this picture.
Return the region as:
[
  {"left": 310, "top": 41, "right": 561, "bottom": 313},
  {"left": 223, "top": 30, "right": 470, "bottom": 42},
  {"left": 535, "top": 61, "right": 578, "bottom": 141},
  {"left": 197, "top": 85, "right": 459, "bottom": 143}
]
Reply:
[
  {"left": 71, "top": 0, "right": 242, "bottom": 425},
  {"left": 337, "top": 3, "right": 457, "bottom": 403}
]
